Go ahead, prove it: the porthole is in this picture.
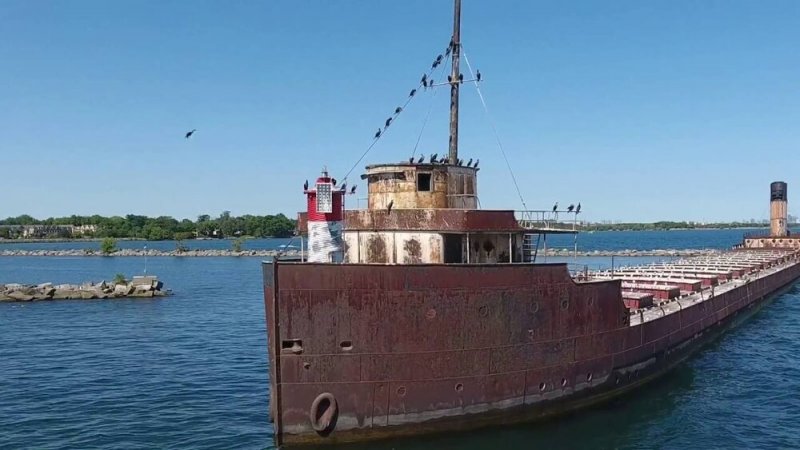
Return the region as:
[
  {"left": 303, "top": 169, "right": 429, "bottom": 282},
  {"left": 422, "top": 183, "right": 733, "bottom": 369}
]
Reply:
[
  {"left": 586, "top": 372, "right": 593, "bottom": 382},
  {"left": 561, "top": 378, "right": 567, "bottom": 387},
  {"left": 539, "top": 382, "right": 547, "bottom": 392},
  {"left": 455, "top": 383, "right": 464, "bottom": 392}
]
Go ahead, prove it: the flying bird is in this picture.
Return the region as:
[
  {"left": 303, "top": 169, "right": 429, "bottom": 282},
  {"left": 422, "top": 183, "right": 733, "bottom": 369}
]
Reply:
[
  {"left": 567, "top": 204, "right": 575, "bottom": 213},
  {"left": 476, "top": 70, "right": 482, "bottom": 82},
  {"left": 350, "top": 185, "right": 357, "bottom": 194},
  {"left": 185, "top": 129, "right": 196, "bottom": 139},
  {"left": 576, "top": 203, "right": 582, "bottom": 214},
  {"left": 552, "top": 202, "right": 558, "bottom": 213},
  {"left": 385, "top": 117, "right": 392, "bottom": 128},
  {"left": 387, "top": 200, "right": 394, "bottom": 214},
  {"left": 374, "top": 129, "right": 381, "bottom": 139},
  {"left": 395, "top": 106, "right": 403, "bottom": 114},
  {"left": 303, "top": 180, "right": 308, "bottom": 191}
]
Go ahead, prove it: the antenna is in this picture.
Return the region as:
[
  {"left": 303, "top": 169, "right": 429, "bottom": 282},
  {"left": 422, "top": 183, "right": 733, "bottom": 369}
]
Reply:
[{"left": 448, "top": 0, "right": 461, "bottom": 163}]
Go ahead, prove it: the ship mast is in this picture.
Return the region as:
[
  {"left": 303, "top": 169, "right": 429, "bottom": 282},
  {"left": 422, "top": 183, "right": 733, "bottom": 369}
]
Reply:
[{"left": 448, "top": 0, "right": 461, "bottom": 162}]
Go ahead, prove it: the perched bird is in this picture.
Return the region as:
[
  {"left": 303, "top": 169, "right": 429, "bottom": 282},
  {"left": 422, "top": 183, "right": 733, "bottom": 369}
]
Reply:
[
  {"left": 423, "top": 79, "right": 428, "bottom": 88},
  {"left": 576, "top": 203, "right": 582, "bottom": 214},
  {"left": 303, "top": 180, "right": 308, "bottom": 191},
  {"left": 429, "top": 78, "right": 434, "bottom": 87},
  {"left": 445, "top": 45, "right": 452, "bottom": 57},
  {"left": 436, "top": 54, "right": 443, "bottom": 64},
  {"left": 409, "top": 156, "right": 415, "bottom": 163},
  {"left": 466, "top": 158, "right": 473, "bottom": 167},
  {"left": 439, "top": 156, "right": 446, "bottom": 163},
  {"left": 374, "top": 129, "right": 381, "bottom": 139},
  {"left": 447, "top": 75, "right": 452, "bottom": 83},
  {"left": 567, "top": 204, "right": 575, "bottom": 212},
  {"left": 458, "top": 73, "right": 464, "bottom": 83},
  {"left": 476, "top": 70, "right": 482, "bottom": 82},
  {"left": 331, "top": 178, "right": 337, "bottom": 186},
  {"left": 429, "top": 153, "right": 438, "bottom": 163},
  {"left": 350, "top": 185, "right": 357, "bottom": 194},
  {"left": 387, "top": 200, "right": 394, "bottom": 214},
  {"left": 409, "top": 89, "right": 416, "bottom": 97},
  {"left": 432, "top": 60, "right": 439, "bottom": 69},
  {"left": 395, "top": 106, "right": 403, "bottom": 114},
  {"left": 443, "top": 156, "right": 450, "bottom": 164},
  {"left": 420, "top": 74, "right": 427, "bottom": 85},
  {"left": 474, "top": 159, "right": 479, "bottom": 168},
  {"left": 185, "top": 129, "right": 196, "bottom": 139},
  {"left": 457, "top": 159, "right": 463, "bottom": 166},
  {"left": 385, "top": 117, "right": 392, "bottom": 128},
  {"left": 417, "top": 154, "right": 425, "bottom": 164},
  {"left": 552, "top": 202, "right": 558, "bottom": 213},
  {"left": 340, "top": 182, "right": 347, "bottom": 192}
]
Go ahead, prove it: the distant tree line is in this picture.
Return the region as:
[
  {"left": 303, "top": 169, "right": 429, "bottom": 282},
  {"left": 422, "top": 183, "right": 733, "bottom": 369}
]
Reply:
[
  {"left": 581, "top": 221, "right": 774, "bottom": 232},
  {"left": 0, "top": 211, "right": 296, "bottom": 241}
]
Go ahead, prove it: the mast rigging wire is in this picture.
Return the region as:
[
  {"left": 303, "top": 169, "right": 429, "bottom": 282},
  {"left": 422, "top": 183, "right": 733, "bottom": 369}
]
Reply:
[{"left": 462, "top": 47, "right": 528, "bottom": 211}]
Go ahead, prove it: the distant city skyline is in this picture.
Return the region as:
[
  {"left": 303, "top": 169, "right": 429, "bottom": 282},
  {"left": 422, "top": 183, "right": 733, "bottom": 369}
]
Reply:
[{"left": 1, "top": 1, "right": 797, "bottom": 222}]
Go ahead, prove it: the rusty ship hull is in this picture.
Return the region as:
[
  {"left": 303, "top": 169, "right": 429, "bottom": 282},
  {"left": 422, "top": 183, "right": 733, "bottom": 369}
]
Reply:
[{"left": 264, "top": 249, "right": 800, "bottom": 447}]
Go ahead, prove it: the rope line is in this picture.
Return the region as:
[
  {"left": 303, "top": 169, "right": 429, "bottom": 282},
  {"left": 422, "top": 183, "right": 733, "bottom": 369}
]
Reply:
[
  {"left": 339, "top": 42, "right": 453, "bottom": 182},
  {"left": 462, "top": 48, "right": 528, "bottom": 210}
]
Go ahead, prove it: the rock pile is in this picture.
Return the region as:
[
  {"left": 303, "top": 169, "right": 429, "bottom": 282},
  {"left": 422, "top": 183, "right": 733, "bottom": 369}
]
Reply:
[{"left": 0, "top": 276, "right": 168, "bottom": 302}]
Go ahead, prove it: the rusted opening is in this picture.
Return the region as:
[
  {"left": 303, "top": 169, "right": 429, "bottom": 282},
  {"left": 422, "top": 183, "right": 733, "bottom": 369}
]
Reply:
[
  {"left": 339, "top": 341, "right": 353, "bottom": 351},
  {"left": 397, "top": 386, "right": 407, "bottom": 396},
  {"left": 443, "top": 234, "right": 463, "bottom": 263},
  {"left": 281, "top": 339, "right": 303, "bottom": 354},
  {"left": 455, "top": 383, "right": 464, "bottom": 392},
  {"left": 417, "top": 172, "right": 432, "bottom": 192}
]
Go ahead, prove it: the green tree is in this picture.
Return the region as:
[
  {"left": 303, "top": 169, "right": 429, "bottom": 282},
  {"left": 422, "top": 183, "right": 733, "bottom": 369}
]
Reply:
[
  {"left": 232, "top": 237, "right": 244, "bottom": 252},
  {"left": 101, "top": 237, "right": 117, "bottom": 255}
]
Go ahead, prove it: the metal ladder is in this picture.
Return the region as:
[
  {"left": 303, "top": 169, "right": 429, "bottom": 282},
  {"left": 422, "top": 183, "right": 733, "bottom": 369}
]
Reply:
[{"left": 522, "top": 233, "right": 540, "bottom": 262}]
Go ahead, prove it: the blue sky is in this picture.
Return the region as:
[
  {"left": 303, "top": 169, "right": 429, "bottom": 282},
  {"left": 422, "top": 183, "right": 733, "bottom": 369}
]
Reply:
[{"left": 1, "top": 1, "right": 797, "bottom": 223}]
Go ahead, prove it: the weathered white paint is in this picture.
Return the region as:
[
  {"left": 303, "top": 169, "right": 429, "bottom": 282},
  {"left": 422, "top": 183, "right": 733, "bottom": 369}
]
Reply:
[
  {"left": 308, "top": 221, "right": 343, "bottom": 263},
  {"left": 343, "top": 231, "right": 444, "bottom": 264}
]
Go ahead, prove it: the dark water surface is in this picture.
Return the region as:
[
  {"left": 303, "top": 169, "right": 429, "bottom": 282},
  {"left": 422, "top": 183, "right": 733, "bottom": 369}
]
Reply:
[{"left": 2, "top": 230, "right": 800, "bottom": 449}]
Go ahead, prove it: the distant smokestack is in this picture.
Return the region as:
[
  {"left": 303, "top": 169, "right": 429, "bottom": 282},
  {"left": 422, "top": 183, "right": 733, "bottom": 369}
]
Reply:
[{"left": 770, "top": 181, "right": 788, "bottom": 237}]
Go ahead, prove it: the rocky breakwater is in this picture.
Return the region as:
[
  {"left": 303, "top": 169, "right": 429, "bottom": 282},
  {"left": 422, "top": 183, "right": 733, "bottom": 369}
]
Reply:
[
  {"left": 543, "top": 248, "right": 721, "bottom": 257},
  {"left": 0, "top": 276, "right": 169, "bottom": 302}
]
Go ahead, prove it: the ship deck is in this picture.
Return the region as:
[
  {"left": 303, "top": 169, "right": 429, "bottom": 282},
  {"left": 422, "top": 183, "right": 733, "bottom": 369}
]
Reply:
[{"left": 579, "top": 249, "right": 798, "bottom": 326}]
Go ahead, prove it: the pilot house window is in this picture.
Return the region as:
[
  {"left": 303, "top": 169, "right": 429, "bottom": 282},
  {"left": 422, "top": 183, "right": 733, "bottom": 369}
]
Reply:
[{"left": 417, "top": 173, "right": 432, "bottom": 192}]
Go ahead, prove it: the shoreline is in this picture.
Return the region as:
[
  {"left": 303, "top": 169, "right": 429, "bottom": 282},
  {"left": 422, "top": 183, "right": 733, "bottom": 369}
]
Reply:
[{"left": 0, "top": 248, "right": 720, "bottom": 258}]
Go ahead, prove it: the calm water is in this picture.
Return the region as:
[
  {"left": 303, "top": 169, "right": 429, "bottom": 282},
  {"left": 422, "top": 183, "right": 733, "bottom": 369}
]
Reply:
[{"left": 1, "top": 230, "right": 799, "bottom": 449}]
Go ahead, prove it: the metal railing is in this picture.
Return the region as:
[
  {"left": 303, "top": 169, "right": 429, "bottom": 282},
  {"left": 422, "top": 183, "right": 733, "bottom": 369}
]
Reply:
[{"left": 515, "top": 210, "right": 583, "bottom": 232}]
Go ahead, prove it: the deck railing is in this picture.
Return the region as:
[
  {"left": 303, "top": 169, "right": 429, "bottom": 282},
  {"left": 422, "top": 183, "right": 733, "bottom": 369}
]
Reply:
[{"left": 515, "top": 210, "right": 583, "bottom": 232}]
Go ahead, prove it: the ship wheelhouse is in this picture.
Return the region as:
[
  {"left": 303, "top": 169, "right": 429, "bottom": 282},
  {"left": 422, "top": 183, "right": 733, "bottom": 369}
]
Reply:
[{"left": 296, "top": 161, "right": 580, "bottom": 265}]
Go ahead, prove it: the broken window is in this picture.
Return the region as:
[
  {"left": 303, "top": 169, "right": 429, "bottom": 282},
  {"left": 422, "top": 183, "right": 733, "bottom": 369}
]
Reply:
[{"left": 417, "top": 173, "right": 432, "bottom": 192}]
